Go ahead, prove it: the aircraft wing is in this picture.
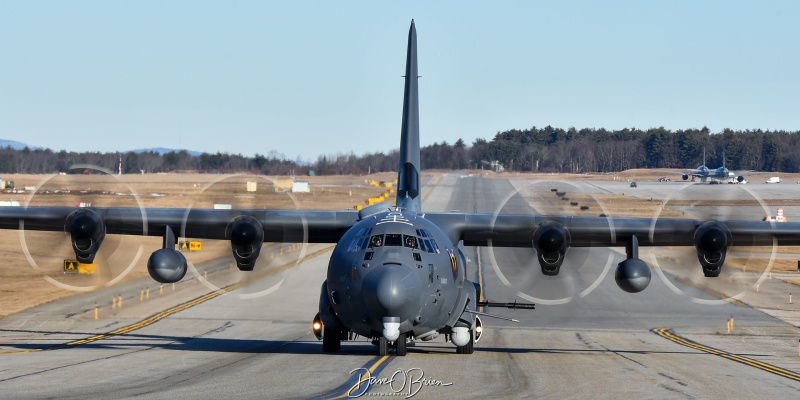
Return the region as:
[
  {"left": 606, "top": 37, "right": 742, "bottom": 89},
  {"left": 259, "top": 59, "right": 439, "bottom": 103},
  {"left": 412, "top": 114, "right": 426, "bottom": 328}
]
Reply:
[
  {"left": 731, "top": 171, "right": 772, "bottom": 176},
  {"left": 427, "top": 211, "right": 800, "bottom": 276},
  {"left": 427, "top": 212, "right": 800, "bottom": 246},
  {"left": 0, "top": 206, "right": 359, "bottom": 242},
  {"left": 0, "top": 205, "right": 359, "bottom": 276},
  {"left": 658, "top": 170, "right": 702, "bottom": 176}
]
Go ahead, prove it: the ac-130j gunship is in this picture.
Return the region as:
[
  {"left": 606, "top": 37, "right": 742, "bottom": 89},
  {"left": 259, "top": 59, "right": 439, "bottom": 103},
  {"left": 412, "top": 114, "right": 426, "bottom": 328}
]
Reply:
[{"left": 2, "top": 20, "right": 799, "bottom": 357}]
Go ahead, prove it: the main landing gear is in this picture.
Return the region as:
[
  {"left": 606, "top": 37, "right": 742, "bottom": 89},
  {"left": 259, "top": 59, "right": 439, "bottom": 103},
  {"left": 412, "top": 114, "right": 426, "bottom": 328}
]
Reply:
[
  {"left": 455, "top": 331, "right": 474, "bottom": 354},
  {"left": 322, "top": 327, "right": 343, "bottom": 352}
]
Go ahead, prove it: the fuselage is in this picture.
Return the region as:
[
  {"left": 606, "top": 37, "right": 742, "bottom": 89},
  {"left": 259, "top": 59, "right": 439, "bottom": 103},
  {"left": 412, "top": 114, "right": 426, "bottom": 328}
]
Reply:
[
  {"left": 686, "top": 165, "right": 732, "bottom": 181},
  {"left": 323, "top": 210, "right": 470, "bottom": 340}
]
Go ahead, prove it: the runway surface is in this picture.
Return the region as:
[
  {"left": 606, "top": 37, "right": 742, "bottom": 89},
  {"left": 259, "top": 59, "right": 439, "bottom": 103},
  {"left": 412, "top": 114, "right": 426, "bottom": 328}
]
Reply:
[{"left": 2, "top": 174, "right": 800, "bottom": 398}]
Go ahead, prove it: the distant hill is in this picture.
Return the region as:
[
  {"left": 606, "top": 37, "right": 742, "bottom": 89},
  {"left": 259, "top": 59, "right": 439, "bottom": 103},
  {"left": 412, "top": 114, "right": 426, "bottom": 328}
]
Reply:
[
  {"left": 130, "top": 147, "right": 202, "bottom": 156},
  {"left": 0, "top": 139, "right": 37, "bottom": 150},
  {"left": 0, "top": 140, "right": 205, "bottom": 156}
]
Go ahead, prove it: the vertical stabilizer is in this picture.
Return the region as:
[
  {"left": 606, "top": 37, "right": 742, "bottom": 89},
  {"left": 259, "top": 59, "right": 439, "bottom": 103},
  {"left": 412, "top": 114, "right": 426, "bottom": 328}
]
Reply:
[{"left": 396, "top": 20, "right": 421, "bottom": 212}]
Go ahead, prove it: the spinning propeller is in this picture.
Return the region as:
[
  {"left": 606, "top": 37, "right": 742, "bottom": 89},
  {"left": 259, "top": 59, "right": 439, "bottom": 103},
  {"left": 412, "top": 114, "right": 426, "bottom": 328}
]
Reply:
[
  {"left": 485, "top": 179, "right": 618, "bottom": 305},
  {"left": 649, "top": 182, "right": 777, "bottom": 304},
  {"left": 20, "top": 171, "right": 308, "bottom": 300},
  {"left": 20, "top": 165, "right": 146, "bottom": 292},
  {"left": 482, "top": 177, "right": 778, "bottom": 305},
  {"left": 176, "top": 174, "right": 308, "bottom": 300}
]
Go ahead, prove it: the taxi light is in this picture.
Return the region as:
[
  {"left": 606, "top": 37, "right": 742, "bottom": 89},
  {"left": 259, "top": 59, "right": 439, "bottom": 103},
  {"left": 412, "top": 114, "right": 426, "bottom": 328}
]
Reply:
[{"left": 312, "top": 313, "right": 323, "bottom": 340}]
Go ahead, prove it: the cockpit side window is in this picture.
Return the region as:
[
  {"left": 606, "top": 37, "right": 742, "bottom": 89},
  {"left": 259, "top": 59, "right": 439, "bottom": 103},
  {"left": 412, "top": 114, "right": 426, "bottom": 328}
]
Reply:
[
  {"left": 369, "top": 234, "right": 384, "bottom": 248},
  {"left": 348, "top": 228, "right": 373, "bottom": 252},
  {"left": 384, "top": 234, "right": 402, "bottom": 246},
  {"left": 347, "top": 238, "right": 360, "bottom": 252},
  {"left": 429, "top": 239, "right": 440, "bottom": 253},
  {"left": 403, "top": 235, "right": 418, "bottom": 249},
  {"left": 419, "top": 239, "right": 432, "bottom": 253}
]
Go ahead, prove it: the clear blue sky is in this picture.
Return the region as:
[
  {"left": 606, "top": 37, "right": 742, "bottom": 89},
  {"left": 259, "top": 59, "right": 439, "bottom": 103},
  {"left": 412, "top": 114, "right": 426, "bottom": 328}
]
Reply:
[{"left": 1, "top": 1, "right": 798, "bottom": 161}]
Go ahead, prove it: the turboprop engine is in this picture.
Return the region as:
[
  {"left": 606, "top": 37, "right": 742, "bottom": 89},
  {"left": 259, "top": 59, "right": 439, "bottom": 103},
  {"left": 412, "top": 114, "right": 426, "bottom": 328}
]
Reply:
[
  {"left": 228, "top": 216, "right": 264, "bottom": 271},
  {"left": 532, "top": 221, "right": 569, "bottom": 276},
  {"left": 67, "top": 208, "right": 105, "bottom": 264},
  {"left": 694, "top": 221, "right": 730, "bottom": 277}
]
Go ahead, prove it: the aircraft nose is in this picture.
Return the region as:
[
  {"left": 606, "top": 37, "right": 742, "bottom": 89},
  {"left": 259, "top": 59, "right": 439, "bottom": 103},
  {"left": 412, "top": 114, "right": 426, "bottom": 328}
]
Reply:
[{"left": 363, "top": 264, "right": 420, "bottom": 316}]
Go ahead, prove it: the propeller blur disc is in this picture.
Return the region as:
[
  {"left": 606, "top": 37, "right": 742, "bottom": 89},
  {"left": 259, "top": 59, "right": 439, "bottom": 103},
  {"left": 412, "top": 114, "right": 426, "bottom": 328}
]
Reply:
[
  {"left": 20, "top": 165, "right": 146, "bottom": 292},
  {"left": 649, "top": 182, "right": 777, "bottom": 305},
  {"left": 180, "top": 174, "right": 308, "bottom": 299},
  {"left": 486, "top": 179, "right": 616, "bottom": 305}
]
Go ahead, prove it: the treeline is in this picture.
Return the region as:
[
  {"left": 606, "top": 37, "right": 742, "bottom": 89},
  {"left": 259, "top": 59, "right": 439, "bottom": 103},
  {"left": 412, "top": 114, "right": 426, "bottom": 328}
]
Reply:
[
  {"left": 2, "top": 127, "right": 800, "bottom": 175},
  {"left": 0, "top": 148, "right": 301, "bottom": 175},
  {"left": 470, "top": 126, "right": 800, "bottom": 173}
]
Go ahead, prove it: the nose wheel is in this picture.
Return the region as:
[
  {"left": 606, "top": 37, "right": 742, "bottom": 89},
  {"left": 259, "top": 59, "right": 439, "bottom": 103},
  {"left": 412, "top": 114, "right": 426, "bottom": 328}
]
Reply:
[
  {"left": 395, "top": 333, "right": 407, "bottom": 356},
  {"left": 377, "top": 333, "right": 407, "bottom": 356}
]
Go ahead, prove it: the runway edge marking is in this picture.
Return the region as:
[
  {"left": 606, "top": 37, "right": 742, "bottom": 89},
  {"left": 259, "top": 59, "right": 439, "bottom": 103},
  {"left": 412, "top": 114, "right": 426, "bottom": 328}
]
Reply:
[
  {"left": 652, "top": 327, "right": 800, "bottom": 382},
  {"left": 0, "top": 246, "right": 335, "bottom": 356}
]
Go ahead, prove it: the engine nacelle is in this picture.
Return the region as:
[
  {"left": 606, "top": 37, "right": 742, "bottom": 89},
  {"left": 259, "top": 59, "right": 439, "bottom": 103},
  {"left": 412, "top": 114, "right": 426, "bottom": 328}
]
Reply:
[
  {"left": 682, "top": 174, "right": 689, "bottom": 181},
  {"left": 694, "top": 221, "right": 731, "bottom": 277},
  {"left": 737, "top": 175, "right": 745, "bottom": 183},
  {"left": 228, "top": 216, "right": 264, "bottom": 271},
  {"left": 532, "top": 221, "right": 570, "bottom": 276},
  {"left": 615, "top": 258, "right": 651, "bottom": 293},
  {"left": 147, "top": 248, "right": 187, "bottom": 283},
  {"left": 67, "top": 208, "right": 105, "bottom": 264}
]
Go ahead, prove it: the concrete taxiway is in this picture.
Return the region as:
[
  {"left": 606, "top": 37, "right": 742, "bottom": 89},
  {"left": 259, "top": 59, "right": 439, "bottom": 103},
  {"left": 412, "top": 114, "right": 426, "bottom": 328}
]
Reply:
[{"left": 1, "top": 174, "right": 800, "bottom": 398}]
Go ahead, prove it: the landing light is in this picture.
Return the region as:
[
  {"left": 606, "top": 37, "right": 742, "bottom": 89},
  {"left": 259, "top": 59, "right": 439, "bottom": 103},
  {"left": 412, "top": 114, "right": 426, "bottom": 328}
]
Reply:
[{"left": 312, "top": 313, "right": 323, "bottom": 340}]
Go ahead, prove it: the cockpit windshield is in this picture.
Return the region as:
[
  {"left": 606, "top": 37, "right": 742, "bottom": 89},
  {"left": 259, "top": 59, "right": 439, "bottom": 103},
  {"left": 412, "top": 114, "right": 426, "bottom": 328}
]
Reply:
[
  {"left": 369, "top": 235, "right": 384, "bottom": 248},
  {"left": 384, "top": 234, "right": 403, "bottom": 246},
  {"left": 369, "top": 233, "right": 422, "bottom": 250}
]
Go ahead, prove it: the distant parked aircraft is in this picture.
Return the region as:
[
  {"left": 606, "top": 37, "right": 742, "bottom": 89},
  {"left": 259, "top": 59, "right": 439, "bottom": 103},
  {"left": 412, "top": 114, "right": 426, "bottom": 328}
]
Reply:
[{"left": 663, "top": 149, "right": 760, "bottom": 183}]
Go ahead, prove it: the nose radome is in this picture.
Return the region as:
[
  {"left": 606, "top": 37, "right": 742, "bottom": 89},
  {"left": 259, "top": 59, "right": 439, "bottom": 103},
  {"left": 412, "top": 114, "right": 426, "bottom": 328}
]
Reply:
[{"left": 364, "top": 264, "right": 419, "bottom": 315}]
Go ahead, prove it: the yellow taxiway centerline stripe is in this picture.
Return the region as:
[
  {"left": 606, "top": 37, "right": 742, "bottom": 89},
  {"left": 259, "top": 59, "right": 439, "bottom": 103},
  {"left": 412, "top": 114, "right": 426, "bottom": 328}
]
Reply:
[
  {"left": 653, "top": 327, "right": 800, "bottom": 381},
  {"left": 0, "top": 246, "right": 334, "bottom": 356},
  {"left": 660, "top": 331, "right": 800, "bottom": 379}
]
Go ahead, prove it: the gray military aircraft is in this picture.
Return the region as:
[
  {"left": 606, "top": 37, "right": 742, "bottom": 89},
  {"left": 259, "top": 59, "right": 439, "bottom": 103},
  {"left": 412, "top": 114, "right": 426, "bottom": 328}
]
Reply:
[
  {"left": 663, "top": 149, "right": 754, "bottom": 183},
  {"left": 2, "top": 20, "right": 800, "bottom": 357}
]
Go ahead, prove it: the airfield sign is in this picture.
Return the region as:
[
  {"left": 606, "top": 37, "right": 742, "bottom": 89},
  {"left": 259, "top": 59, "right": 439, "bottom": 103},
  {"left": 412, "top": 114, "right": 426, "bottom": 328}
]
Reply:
[{"left": 63, "top": 259, "right": 95, "bottom": 274}]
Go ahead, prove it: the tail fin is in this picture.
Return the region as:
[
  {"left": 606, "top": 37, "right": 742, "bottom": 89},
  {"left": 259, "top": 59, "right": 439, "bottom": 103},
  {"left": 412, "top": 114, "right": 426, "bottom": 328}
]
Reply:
[{"left": 396, "top": 20, "right": 421, "bottom": 212}]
